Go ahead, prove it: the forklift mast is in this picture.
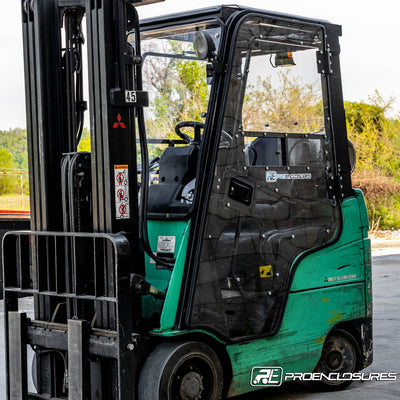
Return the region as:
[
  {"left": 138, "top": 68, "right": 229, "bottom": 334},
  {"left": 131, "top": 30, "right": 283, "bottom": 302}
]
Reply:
[
  {"left": 22, "top": 0, "right": 144, "bottom": 250},
  {"left": 4, "top": 0, "right": 157, "bottom": 398}
]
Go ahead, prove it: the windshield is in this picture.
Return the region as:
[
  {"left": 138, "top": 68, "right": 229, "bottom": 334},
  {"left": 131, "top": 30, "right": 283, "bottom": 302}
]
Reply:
[
  {"left": 131, "top": 22, "right": 221, "bottom": 217},
  {"left": 138, "top": 23, "right": 221, "bottom": 160}
]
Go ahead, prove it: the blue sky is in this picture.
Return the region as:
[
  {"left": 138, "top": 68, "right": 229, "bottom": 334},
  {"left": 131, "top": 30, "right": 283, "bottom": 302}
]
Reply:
[{"left": 0, "top": 0, "right": 399, "bottom": 129}]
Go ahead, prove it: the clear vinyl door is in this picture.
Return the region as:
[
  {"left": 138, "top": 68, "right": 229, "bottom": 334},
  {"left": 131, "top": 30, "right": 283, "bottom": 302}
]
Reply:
[{"left": 190, "top": 15, "right": 340, "bottom": 340}]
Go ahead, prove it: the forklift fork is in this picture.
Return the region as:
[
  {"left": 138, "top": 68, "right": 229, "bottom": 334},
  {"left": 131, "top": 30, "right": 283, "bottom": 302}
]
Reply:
[{"left": 3, "top": 231, "right": 139, "bottom": 400}]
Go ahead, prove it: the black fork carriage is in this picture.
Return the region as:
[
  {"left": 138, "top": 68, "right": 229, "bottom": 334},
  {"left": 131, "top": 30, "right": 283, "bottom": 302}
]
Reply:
[{"left": 3, "top": 231, "right": 138, "bottom": 399}]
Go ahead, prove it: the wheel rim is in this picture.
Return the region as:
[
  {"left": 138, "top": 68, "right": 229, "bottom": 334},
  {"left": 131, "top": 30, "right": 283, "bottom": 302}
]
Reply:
[
  {"left": 179, "top": 371, "right": 204, "bottom": 400},
  {"left": 326, "top": 349, "right": 344, "bottom": 370},
  {"left": 170, "top": 356, "right": 217, "bottom": 400},
  {"left": 317, "top": 335, "right": 357, "bottom": 385}
]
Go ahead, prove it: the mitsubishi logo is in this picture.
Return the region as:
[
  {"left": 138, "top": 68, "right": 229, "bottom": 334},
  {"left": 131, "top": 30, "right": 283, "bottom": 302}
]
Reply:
[{"left": 113, "top": 113, "right": 126, "bottom": 129}]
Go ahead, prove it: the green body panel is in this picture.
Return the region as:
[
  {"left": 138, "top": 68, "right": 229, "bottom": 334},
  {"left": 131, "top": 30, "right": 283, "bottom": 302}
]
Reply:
[
  {"left": 153, "top": 220, "right": 191, "bottom": 331},
  {"left": 291, "top": 194, "right": 368, "bottom": 291},
  {"left": 291, "top": 240, "right": 365, "bottom": 291},
  {"left": 354, "top": 188, "right": 372, "bottom": 317},
  {"left": 354, "top": 188, "right": 369, "bottom": 238},
  {"left": 226, "top": 282, "right": 366, "bottom": 397},
  {"left": 142, "top": 220, "right": 190, "bottom": 320},
  {"left": 363, "top": 238, "right": 372, "bottom": 318}
]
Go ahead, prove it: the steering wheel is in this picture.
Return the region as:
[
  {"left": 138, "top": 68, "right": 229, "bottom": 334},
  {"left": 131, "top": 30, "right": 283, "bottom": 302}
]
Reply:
[{"left": 175, "top": 121, "right": 204, "bottom": 144}]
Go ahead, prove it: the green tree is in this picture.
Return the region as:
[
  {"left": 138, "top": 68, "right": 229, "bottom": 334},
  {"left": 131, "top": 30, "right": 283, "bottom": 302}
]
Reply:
[
  {"left": 0, "top": 128, "right": 28, "bottom": 170},
  {"left": 346, "top": 92, "right": 400, "bottom": 229},
  {"left": 0, "top": 148, "right": 18, "bottom": 194},
  {"left": 345, "top": 92, "right": 400, "bottom": 178},
  {"left": 143, "top": 41, "right": 209, "bottom": 141}
]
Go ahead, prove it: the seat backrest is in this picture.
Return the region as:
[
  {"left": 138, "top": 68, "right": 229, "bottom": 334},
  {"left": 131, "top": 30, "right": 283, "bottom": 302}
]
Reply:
[
  {"left": 158, "top": 145, "right": 198, "bottom": 185},
  {"left": 147, "top": 144, "right": 199, "bottom": 216},
  {"left": 288, "top": 140, "right": 314, "bottom": 166},
  {"left": 246, "top": 137, "right": 282, "bottom": 166}
]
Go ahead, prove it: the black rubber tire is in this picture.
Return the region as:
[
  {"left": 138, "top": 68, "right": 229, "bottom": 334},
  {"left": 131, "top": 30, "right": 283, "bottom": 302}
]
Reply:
[
  {"left": 138, "top": 341, "right": 223, "bottom": 400},
  {"left": 312, "top": 329, "right": 361, "bottom": 391}
]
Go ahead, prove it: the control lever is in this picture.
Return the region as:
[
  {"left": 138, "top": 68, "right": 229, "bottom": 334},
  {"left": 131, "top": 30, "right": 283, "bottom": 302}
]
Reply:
[{"left": 131, "top": 273, "right": 166, "bottom": 299}]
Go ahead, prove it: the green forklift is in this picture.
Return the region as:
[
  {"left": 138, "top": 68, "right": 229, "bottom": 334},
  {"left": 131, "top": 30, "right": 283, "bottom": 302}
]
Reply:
[{"left": 3, "top": 1, "right": 372, "bottom": 399}]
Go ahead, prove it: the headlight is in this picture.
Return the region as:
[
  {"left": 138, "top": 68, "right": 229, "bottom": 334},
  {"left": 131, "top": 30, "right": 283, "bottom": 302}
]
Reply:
[{"left": 194, "top": 31, "right": 215, "bottom": 60}]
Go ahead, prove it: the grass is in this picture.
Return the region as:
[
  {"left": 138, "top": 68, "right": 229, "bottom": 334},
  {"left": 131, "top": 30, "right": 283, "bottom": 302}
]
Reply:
[
  {"left": 0, "top": 193, "right": 30, "bottom": 211},
  {"left": 365, "top": 194, "right": 400, "bottom": 231}
]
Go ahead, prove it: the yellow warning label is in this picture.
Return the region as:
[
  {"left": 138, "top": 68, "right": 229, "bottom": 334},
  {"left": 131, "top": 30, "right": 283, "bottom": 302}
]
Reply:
[
  {"left": 114, "top": 164, "right": 128, "bottom": 169},
  {"left": 259, "top": 265, "right": 273, "bottom": 278}
]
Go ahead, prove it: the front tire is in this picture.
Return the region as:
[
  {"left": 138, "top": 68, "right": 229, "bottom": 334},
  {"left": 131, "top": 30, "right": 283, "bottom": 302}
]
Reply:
[{"left": 138, "top": 341, "right": 224, "bottom": 400}]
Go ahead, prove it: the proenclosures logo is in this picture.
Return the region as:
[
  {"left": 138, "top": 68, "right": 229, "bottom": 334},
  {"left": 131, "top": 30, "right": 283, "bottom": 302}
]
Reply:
[{"left": 250, "top": 367, "right": 397, "bottom": 387}]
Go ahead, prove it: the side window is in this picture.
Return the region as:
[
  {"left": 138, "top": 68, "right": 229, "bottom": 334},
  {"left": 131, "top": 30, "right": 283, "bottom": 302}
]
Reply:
[{"left": 190, "top": 16, "right": 339, "bottom": 340}]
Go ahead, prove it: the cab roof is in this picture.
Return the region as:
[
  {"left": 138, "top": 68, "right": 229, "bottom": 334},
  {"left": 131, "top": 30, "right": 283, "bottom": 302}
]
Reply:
[{"left": 140, "top": 4, "right": 332, "bottom": 30}]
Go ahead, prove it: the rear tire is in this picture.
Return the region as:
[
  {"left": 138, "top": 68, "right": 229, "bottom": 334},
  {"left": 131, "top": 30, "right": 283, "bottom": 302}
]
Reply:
[
  {"left": 312, "top": 329, "right": 360, "bottom": 391},
  {"left": 138, "top": 341, "right": 224, "bottom": 400}
]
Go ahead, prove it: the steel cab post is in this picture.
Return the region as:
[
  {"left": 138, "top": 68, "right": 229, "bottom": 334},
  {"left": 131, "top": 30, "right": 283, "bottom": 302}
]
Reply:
[{"left": 3, "top": 3, "right": 372, "bottom": 400}]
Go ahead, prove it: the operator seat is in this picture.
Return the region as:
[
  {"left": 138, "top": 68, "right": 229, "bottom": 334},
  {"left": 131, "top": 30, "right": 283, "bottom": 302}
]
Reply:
[
  {"left": 246, "top": 137, "right": 282, "bottom": 166},
  {"left": 147, "top": 144, "right": 199, "bottom": 217}
]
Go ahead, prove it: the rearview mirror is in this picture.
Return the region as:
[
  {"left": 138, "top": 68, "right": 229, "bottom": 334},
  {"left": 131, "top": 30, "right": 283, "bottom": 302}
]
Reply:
[
  {"left": 348, "top": 140, "right": 356, "bottom": 173},
  {"left": 274, "top": 52, "right": 296, "bottom": 67}
]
